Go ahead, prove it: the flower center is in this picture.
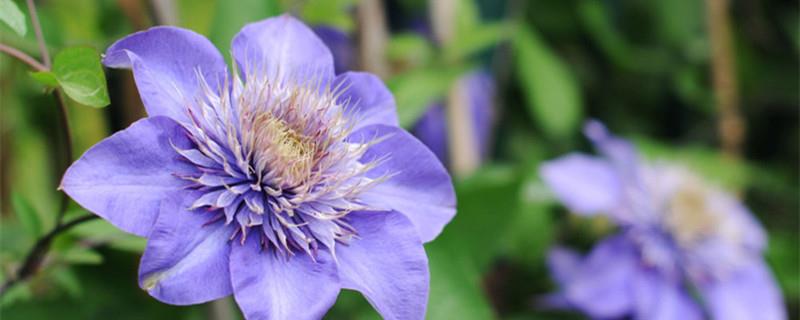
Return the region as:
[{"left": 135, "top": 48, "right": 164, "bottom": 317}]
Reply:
[
  {"left": 252, "top": 115, "right": 317, "bottom": 188},
  {"left": 173, "top": 70, "right": 387, "bottom": 257},
  {"left": 664, "top": 180, "right": 719, "bottom": 246}
]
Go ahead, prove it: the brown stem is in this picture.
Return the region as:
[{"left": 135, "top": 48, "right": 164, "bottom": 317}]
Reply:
[
  {"left": 705, "top": 0, "right": 744, "bottom": 158},
  {"left": 26, "top": 0, "right": 51, "bottom": 68},
  {"left": 0, "top": 43, "right": 47, "bottom": 71},
  {"left": 0, "top": 214, "right": 98, "bottom": 296},
  {"left": 357, "top": 0, "right": 390, "bottom": 78}
]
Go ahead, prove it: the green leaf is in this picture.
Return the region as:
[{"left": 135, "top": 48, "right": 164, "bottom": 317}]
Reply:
[
  {"left": 387, "top": 33, "right": 435, "bottom": 68},
  {"left": 52, "top": 47, "right": 110, "bottom": 108},
  {"left": 513, "top": 26, "right": 583, "bottom": 140},
  {"left": 70, "top": 218, "right": 147, "bottom": 253},
  {"left": 0, "top": 0, "right": 27, "bottom": 36},
  {"left": 296, "top": 0, "right": 357, "bottom": 32},
  {"left": 11, "top": 192, "right": 42, "bottom": 237},
  {"left": 60, "top": 247, "right": 103, "bottom": 265},
  {"left": 445, "top": 22, "right": 509, "bottom": 62},
  {"left": 29, "top": 71, "right": 59, "bottom": 88},
  {"left": 388, "top": 67, "right": 463, "bottom": 128},
  {"left": 426, "top": 242, "right": 495, "bottom": 320}
]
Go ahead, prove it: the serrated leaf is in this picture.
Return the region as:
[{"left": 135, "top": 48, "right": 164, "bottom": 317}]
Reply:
[
  {"left": 11, "top": 192, "right": 42, "bottom": 237},
  {"left": 513, "top": 26, "right": 583, "bottom": 140},
  {"left": 0, "top": 0, "right": 27, "bottom": 36},
  {"left": 52, "top": 47, "right": 110, "bottom": 108},
  {"left": 29, "top": 71, "right": 59, "bottom": 87}
]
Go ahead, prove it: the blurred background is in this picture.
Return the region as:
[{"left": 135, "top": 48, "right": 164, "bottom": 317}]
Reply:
[{"left": 0, "top": 0, "right": 797, "bottom": 319}]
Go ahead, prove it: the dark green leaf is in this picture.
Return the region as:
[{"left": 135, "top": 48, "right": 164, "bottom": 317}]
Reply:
[
  {"left": 0, "top": 0, "right": 27, "bottom": 36},
  {"left": 11, "top": 192, "right": 42, "bottom": 237},
  {"left": 426, "top": 242, "right": 495, "bottom": 320},
  {"left": 513, "top": 26, "right": 583, "bottom": 140},
  {"left": 52, "top": 47, "right": 110, "bottom": 108}
]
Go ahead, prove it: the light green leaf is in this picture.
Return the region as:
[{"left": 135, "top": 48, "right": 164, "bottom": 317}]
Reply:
[
  {"left": 29, "top": 71, "right": 58, "bottom": 87},
  {"left": 11, "top": 192, "right": 42, "bottom": 237},
  {"left": 52, "top": 47, "right": 110, "bottom": 108},
  {"left": 445, "top": 22, "right": 510, "bottom": 62},
  {"left": 296, "top": 0, "right": 357, "bottom": 32},
  {"left": 387, "top": 33, "right": 434, "bottom": 68},
  {"left": 513, "top": 26, "right": 583, "bottom": 140},
  {"left": 60, "top": 247, "right": 103, "bottom": 265},
  {"left": 0, "top": 0, "right": 27, "bottom": 36},
  {"left": 70, "top": 218, "right": 147, "bottom": 253},
  {"left": 388, "top": 67, "right": 463, "bottom": 128}
]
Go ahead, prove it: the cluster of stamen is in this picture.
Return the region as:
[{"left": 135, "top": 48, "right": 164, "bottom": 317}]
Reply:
[{"left": 171, "top": 67, "right": 388, "bottom": 258}]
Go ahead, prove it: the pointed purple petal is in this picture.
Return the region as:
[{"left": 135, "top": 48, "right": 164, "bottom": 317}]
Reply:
[
  {"left": 564, "top": 236, "right": 637, "bottom": 318},
  {"left": 412, "top": 103, "right": 448, "bottom": 163},
  {"left": 232, "top": 15, "right": 334, "bottom": 84},
  {"left": 104, "top": 26, "right": 226, "bottom": 122},
  {"left": 229, "top": 237, "right": 340, "bottom": 320},
  {"left": 61, "top": 116, "right": 194, "bottom": 237},
  {"left": 633, "top": 270, "right": 703, "bottom": 320},
  {"left": 139, "top": 194, "right": 233, "bottom": 305},
  {"left": 701, "top": 259, "right": 786, "bottom": 320},
  {"left": 540, "top": 153, "right": 622, "bottom": 215},
  {"left": 547, "top": 246, "right": 582, "bottom": 286},
  {"left": 349, "top": 125, "right": 455, "bottom": 242},
  {"left": 337, "top": 211, "right": 429, "bottom": 320},
  {"left": 334, "top": 72, "right": 399, "bottom": 131}
]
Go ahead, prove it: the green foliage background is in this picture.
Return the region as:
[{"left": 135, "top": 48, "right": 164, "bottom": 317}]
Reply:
[{"left": 0, "top": 0, "right": 797, "bottom": 319}]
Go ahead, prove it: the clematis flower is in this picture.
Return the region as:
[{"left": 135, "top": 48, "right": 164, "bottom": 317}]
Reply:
[
  {"left": 539, "top": 121, "right": 785, "bottom": 320},
  {"left": 60, "top": 15, "right": 455, "bottom": 320}
]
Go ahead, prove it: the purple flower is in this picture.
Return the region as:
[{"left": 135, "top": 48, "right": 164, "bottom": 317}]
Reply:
[
  {"left": 413, "top": 71, "right": 496, "bottom": 164},
  {"left": 60, "top": 15, "right": 455, "bottom": 319},
  {"left": 539, "top": 121, "right": 785, "bottom": 320}
]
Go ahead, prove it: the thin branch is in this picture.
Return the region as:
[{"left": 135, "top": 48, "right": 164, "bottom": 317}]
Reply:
[
  {"left": 705, "top": 0, "right": 744, "bottom": 158},
  {"left": 0, "top": 43, "right": 47, "bottom": 71},
  {"left": 26, "top": 0, "right": 51, "bottom": 68},
  {"left": 0, "top": 214, "right": 99, "bottom": 296}
]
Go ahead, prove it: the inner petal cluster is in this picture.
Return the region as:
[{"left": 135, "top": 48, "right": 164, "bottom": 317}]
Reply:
[{"left": 172, "top": 69, "right": 387, "bottom": 258}]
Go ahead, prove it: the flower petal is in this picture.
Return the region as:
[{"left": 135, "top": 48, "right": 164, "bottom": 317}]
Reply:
[
  {"left": 232, "top": 15, "right": 334, "bottom": 84},
  {"left": 61, "top": 116, "right": 194, "bottom": 237},
  {"left": 334, "top": 72, "right": 399, "bottom": 131},
  {"left": 349, "top": 125, "right": 456, "bottom": 242},
  {"left": 701, "top": 259, "right": 786, "bottom": 320},
  {"left": 564, "top": 236, "right": 636, "bottom": 318},
  {"left": 547, "top": 246, "right": 582, "bottom": 285},
  {"left": 229, "top": 237, "right": 340, "bottom": 320},
  {"left": 540, "top": 153, "right": 622, "bottom": 215},
  {"left": 104, "top": 26, "right": 226, "bottom": 122},
  {"left": 633, "top": 270, "right": 703, "bottom": 320},
  {"left": 138, "top": 193, "right": 233, "bottom": 305},
  {"left": 337, "top": 211, "right": 429, "bottom": 320}
]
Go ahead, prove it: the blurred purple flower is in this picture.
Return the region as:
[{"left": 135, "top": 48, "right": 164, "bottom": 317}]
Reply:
[
  {"left": 413, "top": 71, "right": 496, "bottom": 164},
  {"left": 539, "top": 121, "right": 785, "bottom": 320},
  {"left": 60, "top": 15, "right": 455, "bottom": 320}
]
